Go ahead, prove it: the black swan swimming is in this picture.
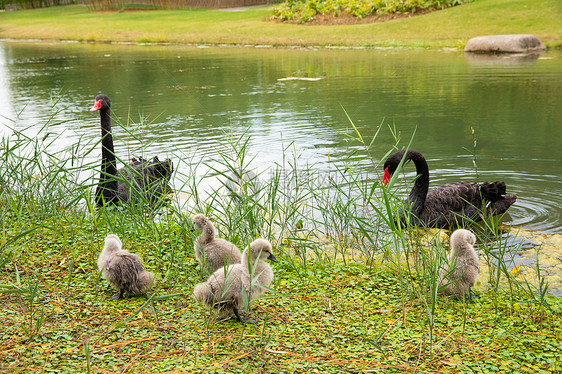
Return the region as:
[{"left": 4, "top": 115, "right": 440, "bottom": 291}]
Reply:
[
  {"left": 382, "top": 149, "right": 517, "bottom": 228},
  {"left": 90, "top": 94, "right": 173, "bottom": 207}
]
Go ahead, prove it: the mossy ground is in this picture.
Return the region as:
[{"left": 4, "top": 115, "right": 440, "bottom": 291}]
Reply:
[{"left": 1, "top": 209, "right": 561, "bottom": 373}]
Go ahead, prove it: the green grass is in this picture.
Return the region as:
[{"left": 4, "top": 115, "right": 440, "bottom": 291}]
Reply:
[
  {"left": 2, "top": 235, "right": 561, "bottom": 372},
  {"left": 0, "top": 0, "right": 560, "bottom": 48},
  {"left": 1, "top": 100, "right": 561, "bottom": 372}
]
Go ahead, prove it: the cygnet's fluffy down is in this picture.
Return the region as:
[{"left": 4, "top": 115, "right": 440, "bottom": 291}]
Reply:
[
  {"left": 193, "top": 238, "right": 277, "bottom": 323},
  {"left": 192, "top": 214, "right": 242, "bottom": 273},
  {"left": 97, "top": 234, "right": 155, "bottom": 300},
  {"left": 439, "top": 229, "right": 479, "bottom": 297}
]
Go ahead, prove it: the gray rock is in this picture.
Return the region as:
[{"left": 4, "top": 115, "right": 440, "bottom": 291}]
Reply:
[{"left": 464, "top": 34, "right": 546, "bottom": 53}]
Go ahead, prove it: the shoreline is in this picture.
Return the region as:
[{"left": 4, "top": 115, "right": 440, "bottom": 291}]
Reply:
[
  {"left": 3, "top": 38, "right": 560, "bottom": 55},
  {"left": 0, "top": 37, "right": 467, "bottom": 50}
]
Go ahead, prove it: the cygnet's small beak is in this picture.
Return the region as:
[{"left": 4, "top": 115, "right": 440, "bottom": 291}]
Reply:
[{"left": 268, "top": 253, "right": 278, "bottom": 263}]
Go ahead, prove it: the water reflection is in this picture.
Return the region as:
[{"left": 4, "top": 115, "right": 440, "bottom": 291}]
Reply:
[
  {"left": 0, "top": 40, "right": 561, "bottom": 233},
  {"left": 0, "top": 46, "right": 15, "bottom": 122},
  {"left": 464, "top": 51, "right": 544, "bottom": 65}
]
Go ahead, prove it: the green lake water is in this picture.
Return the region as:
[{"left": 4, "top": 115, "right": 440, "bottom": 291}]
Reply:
[{"left": 1, "top": 40, "right": 561, "bottom": 233}]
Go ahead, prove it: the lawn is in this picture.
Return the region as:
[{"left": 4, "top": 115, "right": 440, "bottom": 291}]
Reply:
[{"left": 0, "top": 0, "right": 560, "bottom": 48}]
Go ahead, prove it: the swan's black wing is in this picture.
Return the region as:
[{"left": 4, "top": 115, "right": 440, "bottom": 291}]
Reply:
[
  {"left": 117, "top": 156, "right": 173, "bottom": 206},
  {"left": 419, "top": 181, "right": 516, "bottom": 228},
  {"left": 420, "top": 182, "right": 483, "bottom": 228},
  {"left": 480, "top": 181, "right": 517, "bottom": 216}
]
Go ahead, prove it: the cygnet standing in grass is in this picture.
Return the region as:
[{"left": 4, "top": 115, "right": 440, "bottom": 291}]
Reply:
[
  {"left": 439, "top": 229, "right": 479, "bottom": 298},
  {"left": 193, "top": 238, "right": 277, "bottom": 323},
  {"left": 192, "top": 214, "right": 242, "bottom": 273},
  {"left": 97, "top": 234, "right": 155, "bottom": 300}
]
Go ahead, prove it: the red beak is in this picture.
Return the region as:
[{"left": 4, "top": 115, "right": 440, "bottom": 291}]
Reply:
[
  {"left": 382, "top": 167, "right": 391, "bottom": 186},
  {"left": 90, "top": 99, "right": 102, "bottom": 112}
]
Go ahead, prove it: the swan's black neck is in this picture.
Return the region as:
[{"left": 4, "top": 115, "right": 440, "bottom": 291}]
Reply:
[
  {"left": 96, "top": 106, "right": 118, "bottom": 206},
  {"left": 403, "top": 150, "right": 429, "bottom": 217}
]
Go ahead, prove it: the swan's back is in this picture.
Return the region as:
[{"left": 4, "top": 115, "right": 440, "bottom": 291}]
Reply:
[
  {"left": 193, "top": 264, "right": 250, "bottom": 317},
  {"left": 421, "top": 181, "right": 482, "bottom": 227},
  {"left": 117, "top": 156, "right": 173, "bottom": 206},
  {"left": 204, "top": 238, "right": 242, "bottom": 271},
  {"left": 98, "top": 234, "right": 155, "bottom": 296},
  {"left": 421, "top": 181, "right": 516, "bottom": 228},
  {"left": 103, "top": 251, "right": 152, "bottom": 295}
]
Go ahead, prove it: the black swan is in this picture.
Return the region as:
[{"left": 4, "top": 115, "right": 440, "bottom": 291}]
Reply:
[
  {"left": 382, "top": 149, "right": 517, "bottom": 228},
  {"left": 439, "top": 229, "right": 479, "bottom": 298},
  {"left": 193, "top": 238, "right": 277, "bottom": 324},
  {"left": 90, "top": 94, "right": 173, "bottom": 207},
  {"left": 192, "top": 214, "right": 242, "bottom": 273},
  {"left": 97, "top": 234, "right": 155, "bottom": 300}
]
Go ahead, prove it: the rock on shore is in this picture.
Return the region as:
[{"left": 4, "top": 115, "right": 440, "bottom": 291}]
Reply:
[{"left": 464, "top": 34, "right": 546, "bottom": 53}]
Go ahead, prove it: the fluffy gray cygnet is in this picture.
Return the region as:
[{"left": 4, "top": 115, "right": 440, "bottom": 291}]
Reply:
[
  {"left": 97, "top": 234, "right": 155, "bottom": 300},
  {"left": 193, "top": 238, "right": 277, "bottom": 323},
  {"left": 192, "top": 214, "right": 242, "bottom": 273},
  {"left": 440, "top": 229, "right": 480, "bottom": 298}
]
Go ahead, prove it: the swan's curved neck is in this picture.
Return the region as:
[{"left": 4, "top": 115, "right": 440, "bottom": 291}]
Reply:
[
  {"left": 96, "top": 106, "right": 118, "bottom": 205},
  {"left": 405, "top": 150, "right": 429, "bottom": 216},
  {"left": 241, "top": 249, "right": 251, "bottom": 269},
  {"left": 199, "top": 221, "right": 215, "bottom": 244},
  {"left": 242, "top": 249, "right": 263, "bottom": 268},
  {"left": 100, "top": 107, "right": 117, "bottom": 175}
]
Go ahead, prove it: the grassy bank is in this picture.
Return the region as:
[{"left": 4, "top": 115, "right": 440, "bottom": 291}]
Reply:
[
  {"left": 1, "top": 106, "right": 561, "bottom": 372},
  {"left": 0, "top": 0, "right": 561, "bottom": 48}
]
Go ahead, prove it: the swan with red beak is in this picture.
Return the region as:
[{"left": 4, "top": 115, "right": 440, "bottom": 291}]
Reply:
[{"left": 381, "top": 149, "right": 516, "bottom": 228}]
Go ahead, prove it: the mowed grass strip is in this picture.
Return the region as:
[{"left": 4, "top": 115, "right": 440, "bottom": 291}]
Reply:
[{"left": 0, "top": 0, "right": 560, "bottom": 48}]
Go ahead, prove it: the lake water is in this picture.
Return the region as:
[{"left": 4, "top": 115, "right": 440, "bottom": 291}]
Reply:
[{"left": 1, "top": 40, "right": 561, "bottom": 233}]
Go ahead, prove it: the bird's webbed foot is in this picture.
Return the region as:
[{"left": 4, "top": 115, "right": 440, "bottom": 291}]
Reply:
[
  {"left": 468, "top": 289, "right": 480, "bottom": 300},
  {"left": 110, "top": 290, "right": 125, "bottom": 300},
  {"left": 233, "top": 307, "right": 256, "bottom": 325}
]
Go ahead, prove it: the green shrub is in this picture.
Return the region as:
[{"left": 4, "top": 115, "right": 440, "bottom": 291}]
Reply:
[{"left": 272, "top": 0, "right": 474, "bottom": 23}]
